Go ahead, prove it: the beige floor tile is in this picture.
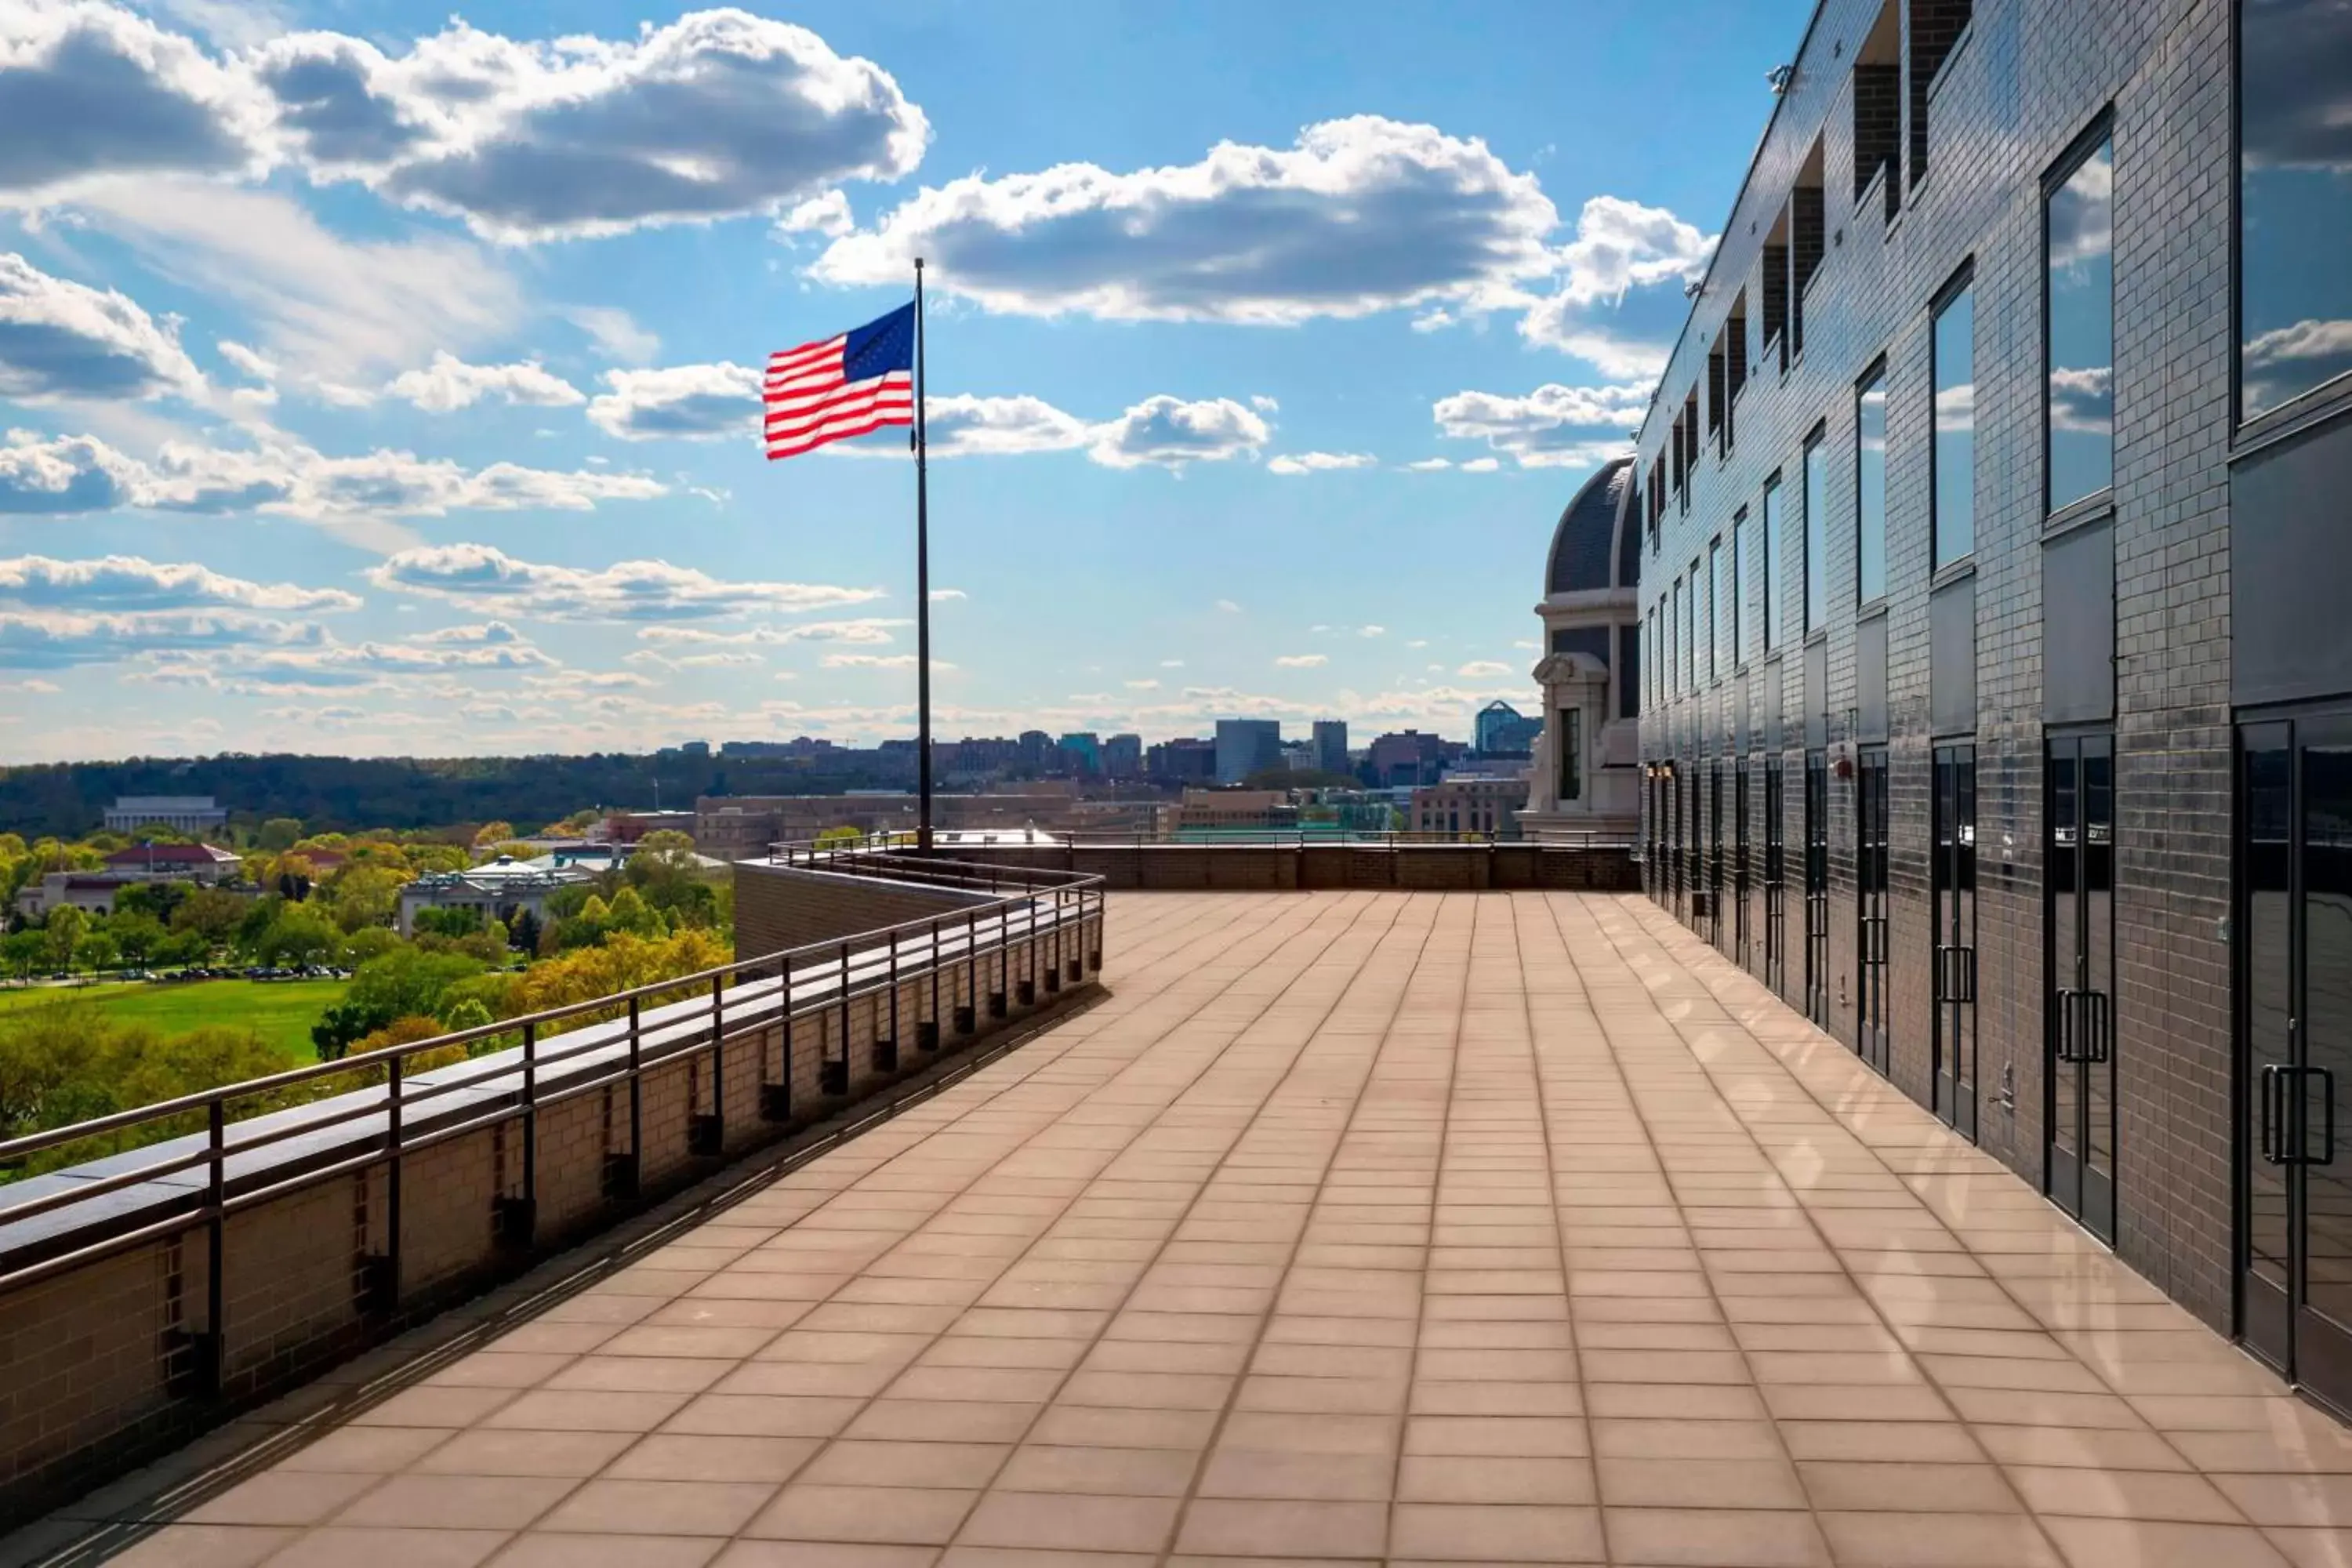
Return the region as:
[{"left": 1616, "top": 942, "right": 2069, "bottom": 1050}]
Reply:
[
  {"left": 953, "top": 1490, "right": 1180, "bottom": 1553},
  {"left": 1601, "top": 1505, "right": 1828, "bottom": 1566},
  {"left": 2037, "top": 1515, "right": 2296, "bottom": 1567}
]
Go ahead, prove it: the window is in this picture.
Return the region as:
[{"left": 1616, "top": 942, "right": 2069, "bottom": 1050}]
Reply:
[
  {"left": 1933, "top": 278, "right": 1976, "bottom": 566},
  {"left": 1731, "top": 508, "right": 1750, "bottom": 665},
  {"left": 1802, "top": 431, "right": 1828, "bottom": 634},
  {"left": 1854, "top": 0, "right": 1901, "bottom": 221},
  {"left": 1791, "top": 141, "right": 1826, "bottom": 358},
  {"left": 1702, "top": 546, "right": 1718, "bottom": 683},
  {"left": 1762, "top": 475, "right": 1784, "bottom": 652},
  {"left": 1857, "top": 364, "right": 1889, "bottom": 604},
  {"left": 1559, "top": 710, "right": 1583, "bottom": 802},
  {"left": 2048, "top": 130, "right": 2114, "bottom": 506},
  {"left": 1620, "top": 625, "right": 1640, "bottom": 719},
  {"left": 1686, "top": 561, "right": 1700, "bottom": 687},
  {"left": 1908, "top": 2, "right": 1974, "bottom": 188},
  {"left": 1670, "top": 577, "right": 1683, "bottom": 694},
  {"left": 2240, "top": 1, "right": 2352, "bottom": 419}
]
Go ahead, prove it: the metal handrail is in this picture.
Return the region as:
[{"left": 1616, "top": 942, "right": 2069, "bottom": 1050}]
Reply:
[{"left": 771, "top": 828, "right": 1637, "bottom": 856}]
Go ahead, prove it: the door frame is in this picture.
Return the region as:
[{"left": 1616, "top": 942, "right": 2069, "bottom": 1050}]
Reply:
[
  {"left": 2045, "top": 725, "right": 2117, "bottom": 1243},
  {"left": 1856, "top": 744, "right": 1892, "bottom": 1075},
  {"left": 1933, "top": 740, "right": 1979, "bottom": 1141}
]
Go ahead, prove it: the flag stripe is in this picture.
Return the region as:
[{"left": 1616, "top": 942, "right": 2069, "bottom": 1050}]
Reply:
[
  {"left": 764, "top": 370, "right": 911, "bottom": 418},
  {"left": 767, "top": 408, "right": 909, "bottom": 459}
]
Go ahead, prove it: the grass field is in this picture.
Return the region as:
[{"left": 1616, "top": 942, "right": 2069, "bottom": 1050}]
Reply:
[{"left": 0, "top": 978, "right": 347, "bottom": 1063}]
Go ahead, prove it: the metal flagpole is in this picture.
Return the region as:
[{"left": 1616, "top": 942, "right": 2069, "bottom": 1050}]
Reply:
[{"left": 914, "top": 258, "right": 933, "bottom": 855}]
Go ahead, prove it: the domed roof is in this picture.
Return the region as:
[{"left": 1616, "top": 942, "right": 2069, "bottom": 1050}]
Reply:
[{"left": 1544, "top": 456, "right": 1637, "bottom": 597}]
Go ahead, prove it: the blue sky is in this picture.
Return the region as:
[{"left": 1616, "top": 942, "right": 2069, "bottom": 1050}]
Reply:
[{"left": 0, "top": 0, "right": 1807, "bottom": 761}]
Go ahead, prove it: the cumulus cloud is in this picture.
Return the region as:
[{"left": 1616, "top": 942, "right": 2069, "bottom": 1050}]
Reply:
[
  {"left": 0, "top": 553, "right": 358, "bottom": 612},
  {"left": 822, "top": 652, "right": 921, "bottom": 669},
  {"left": 1266, "top": 451, "right": 1375, "bottom": 475},
  {"left": 1214, "top": 601, "right": 1240, "bottom": 614},
  {"left": 1522, "top": 325, "right": 1671, "bottom": 380},
  {"left": 2, "top": 7, "right": 931, "bottom": 242},
  {"left": 814, "top": 115, "right": 1557, "bottom": 324},
  {"left": 586, "top": 361, "right": 763, "bottom": 440},
  {"left": 1273, "top": 653, "right": 1327, "bottom": 668},
  {"left": 1432, "top": 383, "right": 1646, "bottom": 468},
  {"left": 1089, "top": 395, "right": 1268, "bottom": 470},
  {"left": 369, "top": 543, "right": 881, "bottom": 622},
  {"left": 2244, "top": 318, "right": 2352, "bottom": 416},
  {"left": 0, "top": 428, "right": 663, "bottom": 521},
  {"left": 0, "top": 607, "right": 323, "bottom": 670},
  {"left": 386, "top": 350, "right": 584, "bottom": 412},
  {"left": 626, "top": 647, "right": 763, "bottom": 670},
  {"left": 1457, "top": 659, "right": 1511, "bottom": 677},
  {"left": 927, "top": 394, "right": 1091, "bottom": 457},
  {"left": 1548, "top": 195, "right": 1715, "bottom": 309},
  {"left": 777, "top": 188, "right": 854, "bottom": 238},
  {"left": 928, "top": 587, "right": 965, "bottom": 601},
  {"left": 0, "top": 1, "right": 273, "bottom": 198},
  {"left": 565, "top": 305, "right": 658, "bottom": 365},
  {"left": 216, "top": 630, "right": 558, "bottom": 690},
  {"left": 1461, "top": 456, "right": 1501, "bottom": 473},
  {"left": 1403, "top": 457, "right": 1453, "bottom": 472},
  {"left": 0, "top": 251, "right": 205, "bottom": 401}
]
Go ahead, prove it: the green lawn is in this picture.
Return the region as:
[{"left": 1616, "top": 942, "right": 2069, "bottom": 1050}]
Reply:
[{"left": 0, "top": 978, "right": 347, "bottom": 1063}]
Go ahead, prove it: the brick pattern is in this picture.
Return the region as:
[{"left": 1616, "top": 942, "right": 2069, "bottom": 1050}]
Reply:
[
  {"left": 1636, "top": 0, "right": 2241, "bottom": 1332},
  {"left": 0, "top": 898, "right": 1102, "bottom": 1523},
  {"left": 929, "top": 844, "right": 1639, "bottom": 893}
]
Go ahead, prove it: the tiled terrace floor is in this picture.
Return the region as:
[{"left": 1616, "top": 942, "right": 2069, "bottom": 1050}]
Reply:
[{"left": 69, "top": 891, "right": 2352, "bottom": 1566}]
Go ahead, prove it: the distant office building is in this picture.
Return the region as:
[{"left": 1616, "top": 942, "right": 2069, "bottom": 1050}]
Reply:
[
  {"left": 103, "top": 796, "right": 229, "bottom": 835},
  {"left": 1365, "top": 730, "right": 1457, "bottom": 788},
  {"left": 1016, "top": 731, "right": 1054, "bottom": 769},
  {"left": 1057, "top": 732, "right": 1101, "bottom": 775},
  {"left": 1147, "top": 738, "right": 1218, "bottom": 783},
  {"left": 1101, "top": 734, "right": 1142, "bottom": 779},
  {"left": 1473, "top": 700, "right": 1542, "bottom": 757},
  {"left": 1174, "top": 789, "right": 1292, "bottom": 833},
  {"left": 1411, "top": 775, "right": 1529, "bottom": 838},
  {"left": 1214, "top": 719, "right": 1283, "bottom": 785},
  {"left": 953, "top": 736, "right": 1018, "bottom": 774},
  {"left": 1312, "top": 720, "right": 1348, "bottom": 775}
]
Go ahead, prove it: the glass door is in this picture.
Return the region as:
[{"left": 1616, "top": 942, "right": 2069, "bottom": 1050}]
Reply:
[
  {"left": 1933, "top": 744, "right": 1979, "bottom": 1139},
  {"left": 2047, "top": 732, "right": 2116, "bottom": 1242},
  {"left": 1708, "top": 764, "right": 1726, "bottom": 949},
  {"left": 1668, "top": 770, "right": 1685, "bottom": 919},
  {"left": 1735, "top": 760, "right": 1753, "bottom": 972},
  {"left": 1765, "top": 758, "right": 1787, "bottom": 995},
  {"left": 2238, "top": 714, "right": 2352, "bottom": 1414},
  {"left": 1805, "top": 750, "right": 1829, "bottom": 1025},
  {"left": 1856, "top": 746, "right": 1891, "bottom": 1074}
]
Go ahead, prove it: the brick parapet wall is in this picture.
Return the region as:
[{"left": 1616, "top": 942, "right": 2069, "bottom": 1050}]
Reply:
[
  {"left": 917, "top": 844, "right": 1638, "bottom": 892},
  {"left": 0, "top": 897, "right": 1100, "bottom": 1524}
]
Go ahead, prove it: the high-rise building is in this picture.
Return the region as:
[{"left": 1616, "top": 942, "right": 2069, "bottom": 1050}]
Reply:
[
  {"left": 1213, "top": 719, "right": 1283, "bottom": 785},
  {"left": 1146, "top": 738, "right": 1218, "bottom": 782},
  {"left": 1635, "top": 0, "right": 2352, "bottom": 1399},
  {"left": 1365, "top": 730, "right": 1456, "bottom": 788},
  {"left": 1056, "top": 732, "right": 1101, "bottom": 775},
  {"left": 1016, "top": 730, "right": 1053, "bottom": 769},
  {"left": 1101, "top": 733, "right": 1142, "bottom": 778},
  {"left": 1311, "top": 719, "right": 1348, "bottom": 775},
  {"left": 1472, "top": 700, "right": 1541, "bottom": 757}
]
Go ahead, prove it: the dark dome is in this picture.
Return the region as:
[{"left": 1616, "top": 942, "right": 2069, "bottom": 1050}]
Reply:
[{"left": 1544, "top": 456, "right": 1636, "bottom": 596}]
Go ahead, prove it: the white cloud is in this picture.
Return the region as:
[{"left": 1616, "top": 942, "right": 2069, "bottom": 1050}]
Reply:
[
  {"left": 1522, "top": 325, "right": 1671, "bottom": 380},
  {"left": 1457, "top": 659, "right": 1511, "bottom": 677},
  {"left": 210, "top": 630, "right": 558, "bottom": 690},
  {"left": 216, "top": 338, "right": 274, "bottom": 381},
  {"left": 1090, "top": 395, "right": 1267, "bottom": 470},
  {"left": 1125, "top": 678, "right": 1159, "bottom": 690},
  {"left": 626, "top": 647, "right": 763, "bottom": 670},
  {"left": 814, "top": 115, "right": 1556, "bottom": 324},
  {"left": 1214, "top": 601, "right": 1240, "bottom": 614},
  {"left": 1461, "top": 456, "right": 1501, "bottom": 473},
  {"left": 1274, "top": 653, "right": 1327, "bottom": 668},
  {"left": 2, "top": 8, "right": 927, "bottom": 242},
  {"left": 0, "top": 553, "right": 358, "bottom": 612},
  {"left": 368, "top": 543, "right": 880, "bottom": 622},
  {"left": 1403, "top": 458, "right": 1453, "bottom": 472},
  {"left": 1359, "top": 625, "right": 1386, "bottom": 637},
  {"left": 0, "top": 251, "right": 206, "bottom": 401},
  {"left": 1266, "top": 450, "right": 1375, "bottom": 475},
  {"left": 0, "top": 429, "right": 662, "bottom": 524},
  {"left": 1250, "top": 394, "right": 1279, "bottom": 412},
  {"left": 386, "top": 350, "right": 584, "bottom": 412},
  {"left": 777, "top": 189, "right": 854, "bottom": 238},
  {"left": 929, "top": 394, "right": 1091, "bottom": 457},
  {"left": 565, "top": 305, "right": 658, "bottom": 365},
  {"left": 1433, "top": 383, "right": 1646, "bottom": 468},
  {"left": 71, "top": 181, "right": 521, "bottom": 385},
  {"left": 928, "top": 587, "right": 965, "bottom": 601},
  {"left": 1548, "top": 195, "right": 1715, "bottom": 309},
  {"left": 586, "top": 361, "right": 762, "bottom": 441},
  {"left": 1160, "top": 658, "right": 1185, "bottom": 667},
  {"left": 0, "top": 608, "right": 321, "bottom": 670},
  {"left": 822, "top": 652, "right": 927, "bottom": 670}
]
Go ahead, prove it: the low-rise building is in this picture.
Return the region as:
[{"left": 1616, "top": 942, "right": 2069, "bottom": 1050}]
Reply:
[
  {"left": 1410, "top": 775, "right": 1529, "bottom": 838},
  {"left": 397, "top": 856, "right": 595, "bottom": 936},
  {"left": 103, "top": 796, "right": 229, "bottom": 835}
]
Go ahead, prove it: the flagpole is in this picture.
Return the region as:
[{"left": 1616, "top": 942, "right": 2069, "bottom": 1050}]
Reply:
[{"left": 914, "top": 258, "right": 933, "bottom": 855}]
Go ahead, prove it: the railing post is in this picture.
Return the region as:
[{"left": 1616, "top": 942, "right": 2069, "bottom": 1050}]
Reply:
[
  {"left": 497, "top": 1022, "right": 538, "bottom": 1250},
  {"left": 993, "top": 905, "right": 1007, "bottom": 1018},
  {"left": 691, "top": 975, "right": 724, "bottom": 1156},
  {"left": 764, "top": 956, "right": 793, "bottom": 1121},
  {"left": 1045, "top": 886, "right": 1062, "bottom": 993},
  {"left": 923, "top": 918, "right": 942, "bottom": 1051},
  {"left": 876, "top": 929, "right": 900, "bottom": 1071},
  {"left": 822, "top": 940, "right": 851, "bottom": 1095},
  {"left": 608, "top": 996, "right": 643, "bottom": 1196},
  {"left": 368, "top": 1054, "right": 403, "bottom": 1314},
  {"left": 199, "top": 1096, "right": 225, "bottom": 1396}
]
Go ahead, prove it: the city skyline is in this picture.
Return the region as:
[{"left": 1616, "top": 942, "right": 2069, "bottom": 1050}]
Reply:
[{"left": 0, "top": 0, "right": 1803, "bottom": 763}]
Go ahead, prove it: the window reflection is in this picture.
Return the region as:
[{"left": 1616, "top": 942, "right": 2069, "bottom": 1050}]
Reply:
[
  {"left": 1803, "top": 436, "right": 1827, "bottom": 633},
  {"left": 1934, "top": 285, "right": 1975, "bottom": 564},
  {"left": 2241, "top": 0, "right": 2352, "bottom": 419},
  {"left": 1762, "top": 478, "right": 1783, "bottom": 652},
  {"left": 1857, "top": 368, "right": 1888, "bottom": 604},
  {"left": 2048, "top": 137, "right": 2114, "bottom": 506}
]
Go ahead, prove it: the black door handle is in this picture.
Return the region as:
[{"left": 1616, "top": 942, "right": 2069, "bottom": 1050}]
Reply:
[{"left": 2262, "top": 1062, "right": 2285, "bottom": 1164}]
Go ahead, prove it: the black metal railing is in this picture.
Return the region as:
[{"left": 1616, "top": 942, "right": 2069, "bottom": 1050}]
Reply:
[
  {"left": 775, "top": 827, "right": 1637, "bottom": 858},
  {"left": 0, "top": 857, "right": 1105, "bottom": 1341}
]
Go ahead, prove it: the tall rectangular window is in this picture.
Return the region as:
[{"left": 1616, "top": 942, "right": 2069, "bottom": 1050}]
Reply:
[
  {"left": 1702, "top": 547, "right": 1718, "bottom": 683},
  {"left": 1729, "top": 511, "right": 1748, "bottom": 666},
  {"left": 1762, "top": 475, "right": 1784, "bottom": 652},
  {"left": 2049, "top": 132, "right": 2114, "bottom": 505},
  {"left": 2240, "top": 2, "right": 2352, "bottom": 419},
  {"left": 1803, "top": 433, "right": 1828, "bottom": 634},
  {"left": 1857, "top": 365, "right": 1889, "bottom": 604},
  {"left": 1933, "top": 279, "right": 1975, "bottom": 566},
  {"left": 1686, "top": 561, "right": 1700, "bottom": 687},
  {"left": 1559, "top": 710, "right": 1583, "bottom": 801},
  {"left": 1670, "top": 578, "right": 1683, "bottom": 694}
]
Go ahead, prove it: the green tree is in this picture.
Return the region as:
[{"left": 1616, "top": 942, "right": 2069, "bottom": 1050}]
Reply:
[
  {"left": 113, "top": 882, "right": 187, "bottom": 924},
  {"left": 506, "top": 907, "right": 543, "bottom": 956},
  {"left": 254, "top": 904, "right": 343, "bottom": 967},
  {"left": 73, "top": 930, "right": 120, "bottom": 975},
  {"left": 342, "top": 926, "right": 404, "bottom": 964},
  {"left": 471, "top": 821, "right": 515, "bottom": 847},
  {"left": 312, "top": 947, "right": 487, "bottom": 1060},
  {"left": 412, "top": 906, "right": 485, "bottom": 938},
  {"left": 107, "top": 910, "right": 166, "bottom": 968},
  {"left": 257, "top": 817, "right": 305, "bottom": 851},
  {"left": 43, "top": 906, "right": 86, "bottom": 972},
  {"left": 322, "top": 863, "right": 409, "bottom": 933},
  {"left": 2, "top": 929, "right": 43, "bottom": 982}
]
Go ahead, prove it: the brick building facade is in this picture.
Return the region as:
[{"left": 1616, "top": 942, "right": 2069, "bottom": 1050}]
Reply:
[{"left": 1633, "top": 0, "right": 2352, "bottom": 1414}]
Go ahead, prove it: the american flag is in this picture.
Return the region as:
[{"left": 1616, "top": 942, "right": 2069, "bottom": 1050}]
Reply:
[{"left": 763, "top": 302, "right": 916, "bottom": 460}]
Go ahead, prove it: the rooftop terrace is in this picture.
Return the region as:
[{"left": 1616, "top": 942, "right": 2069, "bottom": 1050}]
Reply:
[{"left": 16, "top": 889, "right": 2352, "bottom": 1566}]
